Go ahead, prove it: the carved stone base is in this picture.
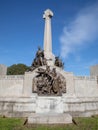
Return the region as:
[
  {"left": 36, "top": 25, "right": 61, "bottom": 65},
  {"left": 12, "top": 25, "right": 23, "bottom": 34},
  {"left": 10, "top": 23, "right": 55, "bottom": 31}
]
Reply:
[{"left": 28, "top": 113, "right": 72, "bottom": 124}]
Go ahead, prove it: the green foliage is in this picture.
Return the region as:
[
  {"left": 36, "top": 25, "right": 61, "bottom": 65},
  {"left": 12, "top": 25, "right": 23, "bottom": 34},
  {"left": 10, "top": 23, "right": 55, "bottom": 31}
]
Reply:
[{"left": 7, "top": 64, "right": 29, "bottom": 75}]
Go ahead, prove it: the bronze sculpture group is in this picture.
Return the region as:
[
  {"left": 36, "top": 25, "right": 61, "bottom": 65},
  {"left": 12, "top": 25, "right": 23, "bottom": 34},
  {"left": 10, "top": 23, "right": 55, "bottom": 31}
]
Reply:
[{"left": 30, "top": 47, "right": 66, "bottom": 96}]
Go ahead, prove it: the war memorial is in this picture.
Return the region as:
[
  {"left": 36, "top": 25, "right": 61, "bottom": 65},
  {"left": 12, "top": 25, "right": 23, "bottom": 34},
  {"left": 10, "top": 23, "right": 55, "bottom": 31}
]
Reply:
[{"left": 0, "top": 9, "right": 98, "bottom": 124}]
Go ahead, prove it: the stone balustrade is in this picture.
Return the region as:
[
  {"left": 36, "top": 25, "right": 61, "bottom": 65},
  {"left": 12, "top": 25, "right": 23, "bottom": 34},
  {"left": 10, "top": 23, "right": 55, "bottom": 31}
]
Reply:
[
  {"left": 0, "top": 75, "right": 24, "bottom": 80},
  {"left": 74, "top": 76, "right": 97, "bottom": 80}
]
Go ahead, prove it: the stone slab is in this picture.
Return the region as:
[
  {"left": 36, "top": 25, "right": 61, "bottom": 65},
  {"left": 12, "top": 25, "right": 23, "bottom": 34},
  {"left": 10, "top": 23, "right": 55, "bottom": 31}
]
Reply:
[{"left": 28, "top": 113, "right": 72, "bottom": 124}]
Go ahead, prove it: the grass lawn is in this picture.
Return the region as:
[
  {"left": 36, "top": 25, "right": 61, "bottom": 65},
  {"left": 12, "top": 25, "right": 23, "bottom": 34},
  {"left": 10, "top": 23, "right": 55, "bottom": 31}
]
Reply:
[{"left": 0, "top": 116, "right": 98, "bottom": 130}]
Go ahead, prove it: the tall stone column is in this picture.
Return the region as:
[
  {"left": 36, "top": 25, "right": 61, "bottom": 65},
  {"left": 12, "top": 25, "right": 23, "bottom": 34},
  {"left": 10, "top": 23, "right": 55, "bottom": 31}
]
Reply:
[{"left": 43, "top": 9, "right": 54, "bottom": 65}]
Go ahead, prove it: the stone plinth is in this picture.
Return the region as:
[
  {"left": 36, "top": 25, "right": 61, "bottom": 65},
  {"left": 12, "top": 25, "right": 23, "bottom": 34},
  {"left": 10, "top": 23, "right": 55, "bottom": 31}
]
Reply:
[
  {"left": 28, "top": 113, "right": 72, "bottom": 124},
  {"left": 28, "top": 96, "right": 72, "bottom": 124}
]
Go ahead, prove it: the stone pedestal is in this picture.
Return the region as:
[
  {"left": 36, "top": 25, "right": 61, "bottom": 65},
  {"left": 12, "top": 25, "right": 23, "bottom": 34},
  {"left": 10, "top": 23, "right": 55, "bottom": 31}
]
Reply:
[
  {"left": 28, "top": 113, "right": 72, "bottom": 124},
  {"left": 28, "top": 96, "right": 72, "bottom": 124}
]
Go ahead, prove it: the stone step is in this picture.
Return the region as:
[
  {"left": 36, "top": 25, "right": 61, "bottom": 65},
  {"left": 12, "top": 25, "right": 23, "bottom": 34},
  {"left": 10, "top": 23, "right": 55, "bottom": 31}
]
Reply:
[{"left": 28, "top": 113, "right": 72, "bottom": 124}]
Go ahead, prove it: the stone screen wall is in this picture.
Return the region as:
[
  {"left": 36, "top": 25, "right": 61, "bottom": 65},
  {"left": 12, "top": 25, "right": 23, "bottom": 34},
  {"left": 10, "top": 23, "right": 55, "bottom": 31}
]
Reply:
[
  {"left": 0, "top": 75, "right": 24, "bottom": 97},
  {"left": 74, "top": 76, "right": 98, "bottom": 97}
]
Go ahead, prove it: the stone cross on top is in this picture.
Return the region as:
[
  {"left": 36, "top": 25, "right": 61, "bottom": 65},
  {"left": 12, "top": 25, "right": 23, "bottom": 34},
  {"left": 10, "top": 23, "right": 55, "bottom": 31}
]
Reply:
[
  {"left": 43, "top": 9, "right": 54, "bottom": 65},
  {"left": 43, "top": 9, "right": 53, "bottom": 19}
]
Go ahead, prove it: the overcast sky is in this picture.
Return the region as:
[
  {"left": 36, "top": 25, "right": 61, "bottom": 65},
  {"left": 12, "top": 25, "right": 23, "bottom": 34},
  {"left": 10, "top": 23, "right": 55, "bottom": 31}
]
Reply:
[{"left": 0, "top": 0, "right": 98, "bottom": 75}]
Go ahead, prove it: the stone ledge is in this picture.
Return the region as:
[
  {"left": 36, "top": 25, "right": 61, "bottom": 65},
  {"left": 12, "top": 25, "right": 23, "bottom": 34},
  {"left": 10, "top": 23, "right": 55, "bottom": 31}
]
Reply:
[{"left": 28, "top": 113, "right": 72, "bottom": 124}]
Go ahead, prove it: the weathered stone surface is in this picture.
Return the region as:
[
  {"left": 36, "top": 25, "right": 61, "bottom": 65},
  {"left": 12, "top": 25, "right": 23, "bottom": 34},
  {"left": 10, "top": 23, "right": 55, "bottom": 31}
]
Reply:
[
  {"left": 74, "top": 76, "right": 98, "bottom": 97},
  {"left": 90, "top": 65, "right": 98, "bottom": 76},
  {"left": 0, "top": 75, "right": 24, "bottom": 97},
  {"left": 36, "top": 96, "right": 63, "bottom": 114},
  {"left": 28, "top": 113, "right": 72, "bottom": 124},
  {"left": 0, "top": 64, "right": 7, "bottom": 75},
  {"left": 0, "top": 96, "right": 98, "bottom": 118}
]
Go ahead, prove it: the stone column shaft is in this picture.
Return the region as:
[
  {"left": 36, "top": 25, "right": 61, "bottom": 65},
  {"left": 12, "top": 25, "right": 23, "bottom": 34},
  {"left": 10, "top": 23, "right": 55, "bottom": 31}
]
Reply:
[
  {"left": 43, "top": 9, "right": 54, "bottom": 61},
  {"left": 44, "top": 16, "right": 52, "bottom": 53}
]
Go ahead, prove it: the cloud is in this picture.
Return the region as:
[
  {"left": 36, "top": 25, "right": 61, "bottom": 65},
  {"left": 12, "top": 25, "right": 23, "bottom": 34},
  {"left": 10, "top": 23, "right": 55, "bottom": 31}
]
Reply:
[{"left": 60, "top": 3, "right": 98, "bottom": 59}]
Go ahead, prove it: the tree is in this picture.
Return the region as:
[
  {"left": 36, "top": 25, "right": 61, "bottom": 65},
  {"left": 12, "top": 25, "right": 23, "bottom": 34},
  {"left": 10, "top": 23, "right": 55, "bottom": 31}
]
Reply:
[{"left": 7, "top": 63, "right": 29, "bottom": 75}]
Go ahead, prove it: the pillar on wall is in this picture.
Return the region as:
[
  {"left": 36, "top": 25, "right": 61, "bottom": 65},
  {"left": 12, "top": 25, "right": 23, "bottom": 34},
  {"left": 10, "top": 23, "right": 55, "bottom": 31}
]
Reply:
[{"left": 0, "top": 64, "right": 7, "bottom": 75}]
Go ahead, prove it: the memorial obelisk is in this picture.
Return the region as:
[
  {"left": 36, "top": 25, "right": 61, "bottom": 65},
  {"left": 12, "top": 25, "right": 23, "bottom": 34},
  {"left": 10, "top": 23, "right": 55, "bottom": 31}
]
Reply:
[{"left": 43, "top": 9, "right": 55, "bottom": 65}]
